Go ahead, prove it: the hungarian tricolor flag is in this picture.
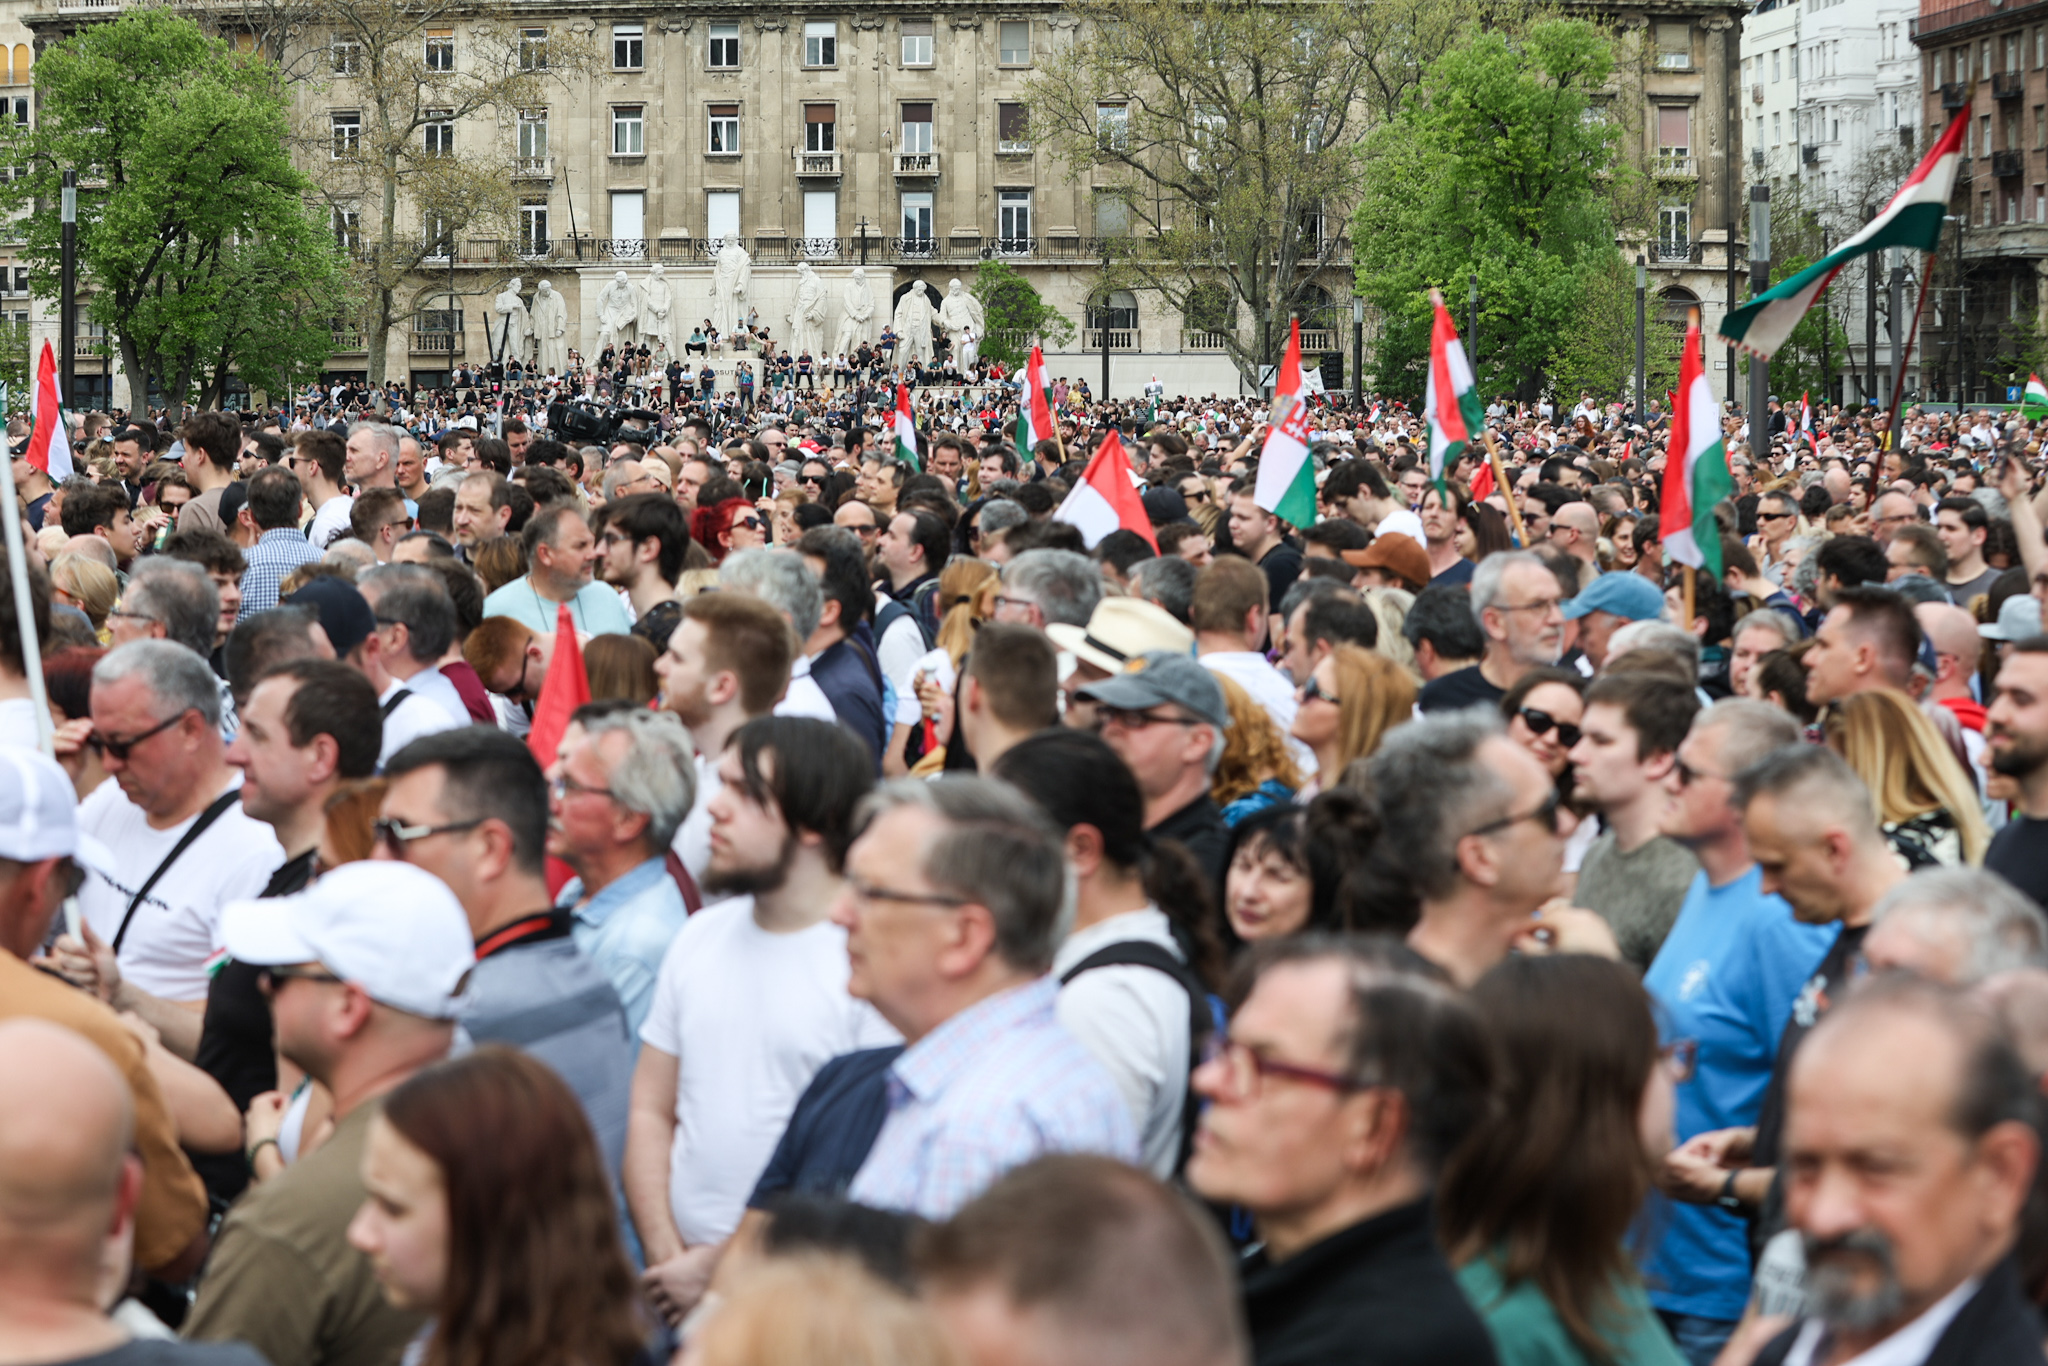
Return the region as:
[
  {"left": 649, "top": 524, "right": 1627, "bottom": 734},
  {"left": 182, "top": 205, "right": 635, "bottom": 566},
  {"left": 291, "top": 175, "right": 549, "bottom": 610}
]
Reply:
[
  {"left": 1800, "top": 392, "right": 1813, "bottom": 437},
  {"left": 1425, "top": 292, "right": 1485, "bottom": 488},
  {"left": 1054, "top": 428, "right": 1155, "bottom": 550},
  {"left": 23, "top": 339, "right": 72, "bottom": 481},
  {"left": 1014, "top": 345, "right": 1055, "bottom": 466},
  {"left": 892, "top": 385, "right": 920, "bottom": 469},
  {"left": 1661, "top": 314, "right": 1734, "bottom": 578},
  {"left": 1252, "top": 318, "right": 1316, "bottom": 528},
  {"left": 1719, "top": 113, "right": 1965, "bottom": 359},
  {"left": 2023, "top": 374, "right": 2048, "bottom": 418}
]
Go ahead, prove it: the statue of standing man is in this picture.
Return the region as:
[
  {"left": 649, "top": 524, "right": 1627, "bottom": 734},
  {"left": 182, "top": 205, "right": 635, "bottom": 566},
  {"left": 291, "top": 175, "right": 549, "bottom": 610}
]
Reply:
[
  {"left": 710, "top": 241, "right": 751, "bottom": 341},
  {"left": 937, "top": 277, "right": 986, "bottom": 366},
  {"left": 595, "top": 270, "right": 642, "bottom": 352},
  {"left": 530, "top": 279, "right": 568, "bottom": 375},
  {"left": 493, "top": 277, "right": 531, "bottom": 365},
  {"left": 638, "top": 262, "right": 675, "bottom": 355},
  {"left": 894, "top": 283, "right": 937, "bottom": 367},
  {"left": 787, "top": 261, "right": 827, "bottom": 358},
  {"left": 833, "top": 267, "right": 876, "bottom": 356}
]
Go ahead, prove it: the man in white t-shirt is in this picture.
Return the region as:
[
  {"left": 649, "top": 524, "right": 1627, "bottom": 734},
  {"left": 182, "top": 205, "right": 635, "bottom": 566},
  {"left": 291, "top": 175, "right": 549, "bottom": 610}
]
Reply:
[
  {"left": 625, "top": 717, "right": 897, "bottom": 1326},
  {"left": 55, "top": 642, "right": 283, "bottom": 1052},
  {"left": 350, "top": 569, "right": 464, "bottom": 767},
  {"left": 1192, "top": 556, "right": 1315, "bottom": 778},
  {"left": 653, "top": 592, "right": 796, "bottom": 881}
]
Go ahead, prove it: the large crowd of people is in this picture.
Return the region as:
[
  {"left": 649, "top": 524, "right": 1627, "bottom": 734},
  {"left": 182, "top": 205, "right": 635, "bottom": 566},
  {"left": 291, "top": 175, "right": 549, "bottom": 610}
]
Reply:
[{"left": 6, "top": 379, "right": 2048, "bottom": 1366}]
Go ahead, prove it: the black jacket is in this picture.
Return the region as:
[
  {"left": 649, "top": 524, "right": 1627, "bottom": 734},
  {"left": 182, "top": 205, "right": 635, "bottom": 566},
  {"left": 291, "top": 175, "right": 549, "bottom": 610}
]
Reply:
[
  {"left": 1241, "top": 1197, "right": 1499, "bottom": 1366},
  {"left": 1753, "top": 1255, "right": 2046, "bottom": 1366},
  {"left": 1152, "top": 793, "right": 1230, "bottom": 888}
]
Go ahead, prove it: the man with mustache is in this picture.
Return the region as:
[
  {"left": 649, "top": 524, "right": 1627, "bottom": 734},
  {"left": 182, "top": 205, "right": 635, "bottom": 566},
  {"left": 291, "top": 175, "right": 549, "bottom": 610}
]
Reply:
[{"left": 1751, "top": 975, "right": 2041, "bottom": 1365}]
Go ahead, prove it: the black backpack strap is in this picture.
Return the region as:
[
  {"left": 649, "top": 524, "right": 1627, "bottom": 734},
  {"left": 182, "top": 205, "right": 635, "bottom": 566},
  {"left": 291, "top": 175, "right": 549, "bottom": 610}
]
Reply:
[
  {"left": 379, "top": 687, "right": 413, "bottom": 720},
  {"left": 1059, "top": 939, "right": 1214, "bottom": 1173},
  {"left": 111, "top": 789, "right": 242, "bottom": 954}
]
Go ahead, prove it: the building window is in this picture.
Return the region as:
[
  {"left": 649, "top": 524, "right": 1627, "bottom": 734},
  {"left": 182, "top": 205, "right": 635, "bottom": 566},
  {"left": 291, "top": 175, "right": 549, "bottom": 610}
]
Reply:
[
  {"left": 331, "top": 110, "right": 360, "bottom": 158},
  {"left": 1095, "top": 193, "right": 1129, "bottom": 237},
  {"left": 1088, "top": 289, "right": 1137, "bottom": 330},
  {"left": 901, "top": 103, "right": 933, "bottom": 153},
  {"left": 805, "top": 21, "right": 837, "bottom": 67},
  {"left": 1657, "top": 203, "right": 1690, "bottom": 259},
  {"left": 998, "top": 188, "right": 1032, "bottom": 250},
  {"left": 518, "top": 109, "right": 547, "bottom": 160},
  {"left": 1655, "top": 22, "right": 1690, "bottom": 70},
  {"left": 423, "top": 212, "right": 451, "bottom": 258},
  {"left": 613, "top": 106, "right": 644, "bottom": 156},
  {"left": 1097, "top": 102, "right": 1129, "bottom": 150},
  {"left": 902, "top": 17, "right": 932, "bottom": 66},
  {"left": 614, "top": 24, "right": 643, "bottom": 70},
  {"left": 424, "top": 110, "right": 453, "bottom": 155},
  {"left": 10, "top": 268, "right": 25, "bottom": 293},
  {"left": 611, "top": 191, "right": 645, "bottom": 253},
  {"left": 2036, "top": 105, "right": 2044, "bottom": 148},
  {"left": 331, "top": 36, "right": 363, "bottom": 76},
  {"left": 1657, "top": 106, "right": 1690, "bottom": 168},
  {"left": 520, "top": 200, "right": 549, "bottom": 255},
  {"left": 333, "top": 205, "right": 360, "bottom": 252},
  {"left": 902, "top": 190, "right": 933, "bottom": 242},
  {"left": 8, "top": 96, "right": 26, "bottom": 126},
  {"left": 519, "top": 28, "right": 547, "bottom": 72},
  {"left": 1772, "top": 48, "right": 1781, "bottom": 82},
  {"left": 425, "top": 28, "right": 453, "bottom": 72},
  {"left": 997, "top": 102, "right": 1029, "bottom": 152},
  {"left": 1984, "top": 114, "right": 1994, "bottom": 156},
  {"left": 2008, "top": 35, "right": 2022, "bottom": 72},
  {"left": 2038, "top": 27, "right": 2045, "bottom": 69},
  {"left": 803, "top": 189, "right": 837, "bottom": 252},
  {"left": 710, "top": 23, "right": 739, "bottom": 67},
  {"left": 707, "top": 190, "right": 740, "bottom": 248},
  {"left": 708, "top": 104, "right": 739, "bottom": 153},
  {"left": 1772, "top": 111, "right": 1782, "bottom": 144},
  {"left": 805, "top": 104, "right": 836, "bottom": 152},
  {"left": 999, "top": 21, "right": 1030, "bottom": 65}
]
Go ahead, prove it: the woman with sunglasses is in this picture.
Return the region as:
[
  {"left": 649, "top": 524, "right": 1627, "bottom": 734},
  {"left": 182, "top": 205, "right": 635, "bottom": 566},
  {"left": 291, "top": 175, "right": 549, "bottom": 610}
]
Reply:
[
  {"left": 1289, "top": 644, "right": 1415, "bottom": 794},
  {"left": 689, "top": 497, "right": 767, "bottom": 565},
  {"left": 1439, "top": 955, "right": 1686, "bottom": 1366},
  {"left": 1499, "top": 667, "right": 1598, "bottom": 887}
]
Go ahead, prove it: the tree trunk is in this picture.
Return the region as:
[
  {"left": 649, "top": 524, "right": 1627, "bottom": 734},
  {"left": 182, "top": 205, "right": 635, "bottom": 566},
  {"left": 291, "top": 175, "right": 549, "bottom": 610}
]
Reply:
[{"left": 119, "top": 336, "right": 144, "bottom": 419}]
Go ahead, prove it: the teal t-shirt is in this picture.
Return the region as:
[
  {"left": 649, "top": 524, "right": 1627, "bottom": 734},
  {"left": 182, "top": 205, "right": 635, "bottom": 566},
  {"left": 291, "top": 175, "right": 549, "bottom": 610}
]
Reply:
[
  {"left": 1457, "top": 1253, "right": 1685, "bottom": 1366},
  {"left": 481, "top": 576, "right": 634, "bottom": 639}
]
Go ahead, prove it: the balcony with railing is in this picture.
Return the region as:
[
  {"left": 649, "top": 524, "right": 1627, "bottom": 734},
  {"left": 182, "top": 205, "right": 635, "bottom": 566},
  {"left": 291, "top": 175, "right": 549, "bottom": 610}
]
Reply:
[
  {"left": 1656, "top": 237, "right": 1693, "bottom": 262},
  {"left": 1942, "top": 82, "right": 1971, "bottom": 110},
  {"left": 411, "top": 331, "right": 462, "bottom": 355},
  {"left": 74, "top": 334, "right": 104, "bottom": 359},
  {"left": 1654, "top": 151, "right": 1698, "bottom": 178},
  {"left": 331, "top": 329, "right": 365, "bottom": 352},
  {"left": 893, "top": 152, "right": 940, "bottom": 178},
  {"left": 1082, "top": 327, "right": 1139, "bottom": 350},
  {"left": 569, "top": 237, "right": 646, "bottom": 260},
  {"left": 1184, "top": 330, "right": 1232, "bottom": 352},
  {"left": 792, "top": 148, "right": 841, "bottom": 177},
  {"left": 457, "top": 237, "right": 559, "bottom": 263},
  {"left": 1297, "top": 329, "right": 1338, "bottom": 351},
  {"left": 54, "top": 0, "right": 121, "bottom": 12},
  {"left": 1994, "top": 71, "right": 2027, "bottom": 100},
  {"left": 513, "top": 156, "right": 554, "bottom": 179},
  {"left": 1994, "top": 149, "right": 2025, "bottom": 177}
]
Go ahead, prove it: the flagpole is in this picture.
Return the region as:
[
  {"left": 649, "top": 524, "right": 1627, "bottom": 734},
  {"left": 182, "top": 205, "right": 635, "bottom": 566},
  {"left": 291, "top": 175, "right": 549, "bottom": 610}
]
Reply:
[
  {"left": 1479, "top": 427, "right": 1530, "bottom": 547},
  {"left": 1683, "top": 563, "right": 1696, "bottom": 633},
  {"left": 0, "top": 381, "right": 52, "bottom": 756},
  {"left": 1883, "top": 250, "right": 1935, "bottom": 444}
]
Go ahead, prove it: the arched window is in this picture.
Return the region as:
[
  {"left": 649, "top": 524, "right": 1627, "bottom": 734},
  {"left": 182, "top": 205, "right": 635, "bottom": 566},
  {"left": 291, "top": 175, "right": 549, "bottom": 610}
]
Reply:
[
  {"left": 1087, "top": 289, "right": 1137, "bottom": 330},
  {"left": 1657, "top": 286, "right": 1699, "bottom": 330},
  {"left": 10, "top": 46, "right": 30, "bottom": 87}
]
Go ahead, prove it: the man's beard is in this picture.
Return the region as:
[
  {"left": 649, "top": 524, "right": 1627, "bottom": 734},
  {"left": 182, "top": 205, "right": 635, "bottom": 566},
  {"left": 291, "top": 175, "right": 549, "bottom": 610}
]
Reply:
[
  {"left": 703, "top": 830, "right": 798, "bottom": 898},
  {"left": 1804, "top": 1229, "right": 1907, "bottom": 1335},
  {"left": 1990, "top": 727, "right": 2048, "bottom": 779}
]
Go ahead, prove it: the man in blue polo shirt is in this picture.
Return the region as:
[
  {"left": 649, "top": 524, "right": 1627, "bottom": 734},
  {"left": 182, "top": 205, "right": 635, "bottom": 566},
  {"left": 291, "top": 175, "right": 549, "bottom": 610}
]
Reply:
[{"left": 1642, "top": 700, "right": 1836, "bottom": 1366}]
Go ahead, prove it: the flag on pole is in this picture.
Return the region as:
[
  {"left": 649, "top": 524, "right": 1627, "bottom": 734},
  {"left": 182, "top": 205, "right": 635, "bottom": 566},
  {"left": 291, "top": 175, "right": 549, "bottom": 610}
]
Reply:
[
  {"left": 2023, "top": 373, "right": 2048, "bottom": 418},
  {"left": 23, "top": 340, "right": 71, "bottom": 482},
  {"left": 1015, "top": 345, "right": 1055, "bottom": 465},
  {"left": 1661, "top": 314, "right": 1734, "bottom": 579},
  {"left": 892, "top": 385, "right": 920, "bottom": 469},
  {"left": 1054, "top": 429, "right": 1156, "bottom": 550},
  {"left": 1424, "top": 293, "right": 1486, "bottom": 489},
  {"left": 1800, "top": 392, "right": 1813, "bottom": 436},
  {"left": 1252, "top": 318, "right": 1317, "bottom": 529},
  {"left": 1718, "top": 114, "right": 1965, "bottom": 360}
]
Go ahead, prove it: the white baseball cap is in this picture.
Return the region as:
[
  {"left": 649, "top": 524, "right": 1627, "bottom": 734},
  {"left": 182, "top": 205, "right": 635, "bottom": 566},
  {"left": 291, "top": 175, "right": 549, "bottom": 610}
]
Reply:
[
  {"left": 219, "top": 862, "right": 475, "bottom": 1020},
  {"left": 0, "top": 744, "right": 114, "bottom": 877}
]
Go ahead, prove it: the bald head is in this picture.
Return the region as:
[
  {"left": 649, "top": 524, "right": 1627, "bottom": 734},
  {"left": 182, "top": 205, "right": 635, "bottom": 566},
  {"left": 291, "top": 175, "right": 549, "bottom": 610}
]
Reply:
[
  {"left": 1917, "top": 602, "right": 1981, "bottom": 670},
  {"left": 1552, "top": 502, "right": 1598, "bottom": 541},
  {"left": 62, "top": 535, "right": 116, "bottom": 571},
  {"left": 0, "top": 1019, "right": 134, "bottom": 1287}
]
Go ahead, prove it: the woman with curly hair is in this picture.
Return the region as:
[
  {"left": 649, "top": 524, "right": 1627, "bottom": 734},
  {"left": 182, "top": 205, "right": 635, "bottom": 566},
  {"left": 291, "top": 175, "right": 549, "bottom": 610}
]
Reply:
[
  {"left": 1211, "top": 672, "right": 1302, "bottom": 824},
  {"left": 690, "top": 497, "right": 765, "bottom": 565},
  {"left": 348, "top": 1047, "right": 649, "bottom": 1366}
]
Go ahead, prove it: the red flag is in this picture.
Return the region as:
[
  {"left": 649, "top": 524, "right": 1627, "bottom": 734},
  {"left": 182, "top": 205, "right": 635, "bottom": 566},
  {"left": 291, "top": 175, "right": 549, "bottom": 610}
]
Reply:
[
  {"left": 1469, "top": 457, "right": 1495, "bottom": 501},
  {"left": 527, "top": 602, "right": 589, "bottom": 772},
  {"left": 1052, "top": 429, "right": 1157, "bottom": 550},
  {"left": 23, "top": 340, "right": 71, "bottom": 480}
]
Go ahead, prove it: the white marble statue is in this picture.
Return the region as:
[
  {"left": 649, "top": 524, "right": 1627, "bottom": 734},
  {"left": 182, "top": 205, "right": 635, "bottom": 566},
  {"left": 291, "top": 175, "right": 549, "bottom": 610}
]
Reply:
[
  {"left": 595, "top": 270, "right": 642, "bottom": 352},
  {"left": 493, "top": 277, "right": 531, "bottom": 364},
  {"left": 894, "top": 283, "right": 937, "bottom": 367},
  {"left": 638, "top": 262, "right": 674, "bottom": 354},
  {"left": 710, "top": 240, "right": 751, "bottom": 340},
  {"left": 530, "top": 279, "right": 569, "bottom": 376},
  {"left": 833, "top": 267, "right": 876, "bottom": 356},
  {"left": 937, "top": 277, "right": 986, "bottom": 362},
  {"left": 787, "top": 261, "right": 827, "bottom": 358}
]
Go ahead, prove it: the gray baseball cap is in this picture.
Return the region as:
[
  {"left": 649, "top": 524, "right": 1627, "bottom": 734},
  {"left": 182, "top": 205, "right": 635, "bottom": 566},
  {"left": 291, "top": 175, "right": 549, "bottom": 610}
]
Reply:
[{"left": 1076, "top": 650, "right": 1230, "bottom": 729}]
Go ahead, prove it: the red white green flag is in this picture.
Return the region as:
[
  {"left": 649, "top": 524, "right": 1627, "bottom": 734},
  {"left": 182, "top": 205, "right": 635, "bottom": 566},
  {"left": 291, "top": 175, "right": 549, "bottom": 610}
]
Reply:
[
  {"left": 1425, "top": 293, "right": 1485, "bottom": 487},
  {"left": 1661, "top": 315, "right": 1733, "bottom": 577},
  {"left": 1015, "top": 345, "right": 1055, "bottom": 465},
  {"left": 1252, "top": 318, "right": 1316, "bottom": 528},
  {"left": 893, "top": 385, "right": 920, "bottom": 469}
]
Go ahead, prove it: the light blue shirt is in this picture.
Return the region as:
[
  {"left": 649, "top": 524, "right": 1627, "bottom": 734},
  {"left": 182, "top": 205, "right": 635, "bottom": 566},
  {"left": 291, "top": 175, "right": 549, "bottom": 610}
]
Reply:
[
  {"left": 559, "top": 857, "right": 687, "bottom": 1037},
  {"left": 848, "top": 977, "right": 1138, "bottom": 1219},
  {"left": 1641, "top": 865, "right": 1836, "bottom": 1321},
  {"left": 482, "top": 575, "right": 634, "bottom": 638}
]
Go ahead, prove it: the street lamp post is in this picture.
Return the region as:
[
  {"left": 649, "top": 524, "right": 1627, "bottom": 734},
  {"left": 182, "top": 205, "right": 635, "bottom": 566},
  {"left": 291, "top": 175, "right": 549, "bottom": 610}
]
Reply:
[
  {"left": 1748, "top": 183, "right": 1771, "bottom": 426},
  {"left": 1634, "top": 254, "right": 1647, "bottom": 420},
  {"left": 1467, "top": 273, "right": 1478, "bottom": 364},
  {"left": 1351, "top": 296, "right": 1364, "bottom": 409},
  {"left": 59, "top": 170, "right": 75, "bottom": 406}
]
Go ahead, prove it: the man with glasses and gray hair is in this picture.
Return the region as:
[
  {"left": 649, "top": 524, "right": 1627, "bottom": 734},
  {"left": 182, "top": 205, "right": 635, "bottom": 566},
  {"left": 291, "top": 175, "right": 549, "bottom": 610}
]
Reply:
[
  {"left": 1186, "top": 934, "right": 1497, "bottom": 1366},
  {"left": 991, "top": 548, "right": 1104, "bottom": 630},
  {"left": 108, "top": 555, "right": 239, "bottom": 738},
  {"left": 1417, "top": 551, "right": 1566, "bottom": 714},
  {"left": 837, "top": 775, "right": 1136, "bottom": 1219},
  {"left": 47, "top": 641, "right": 284, "bottom": 1059}
]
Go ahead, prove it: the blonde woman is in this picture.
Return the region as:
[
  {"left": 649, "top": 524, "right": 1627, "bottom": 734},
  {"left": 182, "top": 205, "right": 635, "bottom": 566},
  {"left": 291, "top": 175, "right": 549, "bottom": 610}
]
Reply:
[
  {"left": 686, "top": 1255, "right": 961, "bottom": 1366},
  {"left": 1212, "top": 672, "right": 1303, "bottom": 825},
  {"left": 1291, "top": 643, "right": 1418, "bottom": 791},
  {"left": 931, "top": 557, "right": 1001, "bottom": 665},
  {"left": 50, "top": 553, "right": 118, "bottom": 638},
  {"left": 1823, "top": 687, "right": 1989, "bottom": 867},
  {"left": 772, "top": 487, "right": 810, "bottom": 546}
]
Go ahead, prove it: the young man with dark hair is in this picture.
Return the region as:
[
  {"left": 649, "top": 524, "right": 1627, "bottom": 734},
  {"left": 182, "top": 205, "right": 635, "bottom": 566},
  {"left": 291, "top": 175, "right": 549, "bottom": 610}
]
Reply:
[
  {"left": 237, "top": 467, "right": 320, "bottom": 619},
  {"left": 794, "top": 527, "right": 886, "bottom": 766},
  {"left": 291, "top": 429, "right": 353, "bottom": 549},
  {"left": 1803, "top": 582, "right": 1923, "bottom": 707},
  {"left": 348, "top": 487, "right": 412, "bottom": 563},
  {"left": 162, "top": 528, "right": 248, "bottom": 662},
  {"left": 1567, "top": 671, "right": 1703, "bottom": 968},
  {"left": 1223, "top": 489, "right": 1302, "bottom": 613},
  {"left": 597, "top": 492, "right": 689, "bottom": 620},
  {"left": 57, "top": 482, "right": 138, "bottom": 567},
  {"left": 175, "top": 411, "right": 242, "bottom": 535},
  {"left": 1934, "top": 494, "right": 2000, "bottom": 605},
  {"left": 957, "top": 622, "right": 1060, "bottom": 771}
]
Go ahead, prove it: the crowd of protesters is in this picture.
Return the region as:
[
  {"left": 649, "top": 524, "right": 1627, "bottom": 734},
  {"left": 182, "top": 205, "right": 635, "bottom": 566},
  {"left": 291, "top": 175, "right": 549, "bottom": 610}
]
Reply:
[{"left": 7, "top": 376, "right": 2048, "bottom": 1366}]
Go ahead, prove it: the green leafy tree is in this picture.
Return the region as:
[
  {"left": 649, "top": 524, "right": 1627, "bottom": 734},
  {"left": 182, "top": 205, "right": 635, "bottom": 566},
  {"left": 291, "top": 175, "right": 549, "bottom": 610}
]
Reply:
[
  {"left": 1353, "top": 18, "right": 1626, "bottom": 402},
  {"left": 972, "top": 260, "right": 1075, "bottom": 370},
  {"left": 1550, "top": 253, "right": 1683, "bottom": 404},
  {"left": 0, "top": 10, "right": 352, "bottom": 408}
]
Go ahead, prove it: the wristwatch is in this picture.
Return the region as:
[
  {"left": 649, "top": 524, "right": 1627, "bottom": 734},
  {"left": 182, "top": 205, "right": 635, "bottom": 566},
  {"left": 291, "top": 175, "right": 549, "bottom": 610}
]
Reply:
[{"left": 1715, "top": 1170, "right": 1744, "bottom": 1212}]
